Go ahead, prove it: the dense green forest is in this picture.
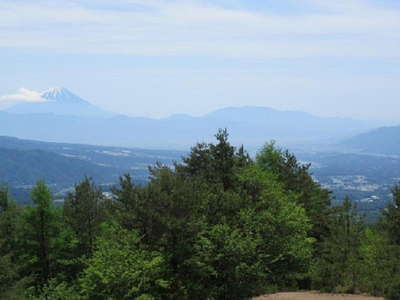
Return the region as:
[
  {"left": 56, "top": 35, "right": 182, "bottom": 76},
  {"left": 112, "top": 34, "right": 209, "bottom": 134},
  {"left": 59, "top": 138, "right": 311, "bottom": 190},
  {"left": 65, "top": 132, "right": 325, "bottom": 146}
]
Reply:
[{"left": 1, "top": 130, "right": 400, "bottom": 299}]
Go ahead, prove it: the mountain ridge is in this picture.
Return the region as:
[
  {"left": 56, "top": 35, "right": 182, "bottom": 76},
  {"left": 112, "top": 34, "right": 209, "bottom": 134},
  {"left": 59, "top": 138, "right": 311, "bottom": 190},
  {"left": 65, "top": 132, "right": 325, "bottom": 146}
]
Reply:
[
  {"left": 344, "top": 125, "right": 400, "bottom": 155},
  {"left": 0, "top": 88, "right": 383, "bottom": 149}
]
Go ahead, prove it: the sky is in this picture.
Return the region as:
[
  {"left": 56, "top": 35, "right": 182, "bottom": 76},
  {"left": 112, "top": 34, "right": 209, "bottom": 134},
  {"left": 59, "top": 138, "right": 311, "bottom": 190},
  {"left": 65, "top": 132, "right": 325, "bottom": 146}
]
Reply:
[{"left": 0, "top": 0, "right": 399, "bottom": 121}]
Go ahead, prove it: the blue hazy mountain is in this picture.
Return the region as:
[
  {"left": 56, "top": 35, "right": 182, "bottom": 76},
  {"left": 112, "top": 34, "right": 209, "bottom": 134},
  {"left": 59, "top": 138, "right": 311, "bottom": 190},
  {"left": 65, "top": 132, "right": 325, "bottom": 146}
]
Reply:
[
  {"left": 6, "top": 87, "right": 112, "bottom": 118},
  {"left": 344, "top": 126, "right": 400, "bottom": 155},
  {"left": 0, "top": 89, "right": 380, "bottom": 149}
]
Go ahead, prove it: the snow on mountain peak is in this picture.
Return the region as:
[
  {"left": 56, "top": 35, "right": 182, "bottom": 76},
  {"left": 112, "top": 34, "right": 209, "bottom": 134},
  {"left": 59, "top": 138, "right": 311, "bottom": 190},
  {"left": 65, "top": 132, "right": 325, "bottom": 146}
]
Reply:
[
  {"left": 40, "top": 87, "right": 89, "bottom": 105},
  {"left": 3, "top": 87, "right": 113, "bottom": 117}
]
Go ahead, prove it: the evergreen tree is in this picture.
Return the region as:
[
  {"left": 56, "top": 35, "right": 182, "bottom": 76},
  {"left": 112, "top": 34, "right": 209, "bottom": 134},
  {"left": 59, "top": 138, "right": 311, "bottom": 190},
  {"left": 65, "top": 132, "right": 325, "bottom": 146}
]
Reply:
[
  {"left": 20, "top": 180, "right": 60, "bottom": 286},
  {"left": 63, "top": 177, "right": 106, "bottom": 257},
  {"left": 0, "top": 185, "right": 25, "bottom": 298},
  {"left": 378, "top": 184, "right": 400, "bottom": 299},
  {"left": 311, "top": 197, "right": 364, "bottom": 293},
  {"left": 0, "top": 185, "right": 19, "bottom": 256},
  {"left": 358, "top": 228, "right": 400, "bottom": 297},
  {"left": 176, "top": 128, "right": 251, "bottom": 191},
  {"left": 382, "top": 184, "right": 400, "bottom": 245}
]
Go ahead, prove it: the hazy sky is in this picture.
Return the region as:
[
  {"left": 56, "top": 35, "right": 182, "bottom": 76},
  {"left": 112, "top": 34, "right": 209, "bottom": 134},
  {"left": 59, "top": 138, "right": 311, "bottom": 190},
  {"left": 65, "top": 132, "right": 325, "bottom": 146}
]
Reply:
[{"left": 1, "top": 0, "right": 399, "bottom": 121}]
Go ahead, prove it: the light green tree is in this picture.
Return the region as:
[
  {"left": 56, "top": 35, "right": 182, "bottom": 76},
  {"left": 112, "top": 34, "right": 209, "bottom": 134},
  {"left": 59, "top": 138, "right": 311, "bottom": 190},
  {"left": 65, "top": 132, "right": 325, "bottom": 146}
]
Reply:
[{"left": 79, "top": 223, "right": 169, "bottom": 300}]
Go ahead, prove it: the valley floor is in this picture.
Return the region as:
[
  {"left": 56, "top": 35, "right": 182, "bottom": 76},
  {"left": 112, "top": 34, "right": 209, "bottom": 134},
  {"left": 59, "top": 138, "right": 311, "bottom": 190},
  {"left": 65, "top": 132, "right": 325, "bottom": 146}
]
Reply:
[{"left": 253, "top": 292, "right": 383, "bottom": 300}]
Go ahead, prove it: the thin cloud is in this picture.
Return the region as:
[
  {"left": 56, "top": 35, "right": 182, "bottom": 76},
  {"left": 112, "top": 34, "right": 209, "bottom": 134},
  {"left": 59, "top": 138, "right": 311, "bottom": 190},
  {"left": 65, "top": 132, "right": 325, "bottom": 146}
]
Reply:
[
  {"left": 0, "top": 88, "right": 45, "bottom": 103},
  {"left": 0, "top": 0, "right": 399, "bottom": 58}
]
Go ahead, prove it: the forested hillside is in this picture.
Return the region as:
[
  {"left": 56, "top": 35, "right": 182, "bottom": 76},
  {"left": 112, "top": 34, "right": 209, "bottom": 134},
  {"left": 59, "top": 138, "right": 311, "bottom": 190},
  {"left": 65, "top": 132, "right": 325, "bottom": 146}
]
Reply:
[
  {"left": 0, "top": 147, "right": 118, "bottom": 186},
  {"left": 1, "top": 130, "right": 400, "bottom": 299},
  {"left": 0, "top": 136, "right": 182, "bottom": 204}
]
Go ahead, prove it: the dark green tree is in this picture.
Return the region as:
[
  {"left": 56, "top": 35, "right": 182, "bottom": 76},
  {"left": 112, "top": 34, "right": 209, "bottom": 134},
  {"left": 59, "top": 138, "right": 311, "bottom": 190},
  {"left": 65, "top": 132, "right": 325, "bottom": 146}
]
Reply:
[
  {"left": 0, "top": 185, "right": 27, "bottom": 298},
  {"left": 377, "top": 184, "right": 400, "bottom": 299},
  {"left": 0, "top": 185, "right": 19, "bottom": 256},
  {"left": 311, "top": 197, "right": 364, "bottom": 293},
  {"left": 382, "top": 184, "right": 400, "bottom": 245},
  {"left": 111, "top": 173, "right": 149, "bottom": 231},
  {"left": 176, "top": 128, "right": 251, "bottom": 191},
  {"left": 20, "top": 180, "right": 60, "bottom": 286},
  {"left": 63, "top": 177, "right": 106, "bottom": 257},
  {"left": 358, "top": 228, "right": 400, "bottom": 297}
]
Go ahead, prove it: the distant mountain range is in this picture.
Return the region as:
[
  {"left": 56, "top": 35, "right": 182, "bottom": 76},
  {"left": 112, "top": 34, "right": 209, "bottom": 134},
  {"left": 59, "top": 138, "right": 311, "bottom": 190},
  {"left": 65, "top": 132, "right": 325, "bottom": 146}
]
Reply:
[
  {"left": 0, "top": 87, "right": 381, "bottom": 150},
  {"left": 344, "top": 126, "right": 400, "bottom": 155},
  {"left": 0, "top": 136, "right": 182, "bottom": 204}
]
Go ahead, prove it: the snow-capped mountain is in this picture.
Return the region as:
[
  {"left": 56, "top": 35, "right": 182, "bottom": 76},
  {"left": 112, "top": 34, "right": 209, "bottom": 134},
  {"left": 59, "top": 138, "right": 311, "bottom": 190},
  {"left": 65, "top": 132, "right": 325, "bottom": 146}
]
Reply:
[
  {"left": 41, "top": 87, "right": 88, "bottom": 104},
  {"left": 5, "top": 87, "right": 112, "bottom": 118}
]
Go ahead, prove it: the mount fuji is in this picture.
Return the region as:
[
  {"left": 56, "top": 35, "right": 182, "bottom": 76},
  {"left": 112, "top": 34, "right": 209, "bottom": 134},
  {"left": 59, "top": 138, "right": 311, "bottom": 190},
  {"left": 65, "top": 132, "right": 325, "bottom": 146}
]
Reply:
[{"left": 6, "top": 87, "right": 113, "bottom": 118}]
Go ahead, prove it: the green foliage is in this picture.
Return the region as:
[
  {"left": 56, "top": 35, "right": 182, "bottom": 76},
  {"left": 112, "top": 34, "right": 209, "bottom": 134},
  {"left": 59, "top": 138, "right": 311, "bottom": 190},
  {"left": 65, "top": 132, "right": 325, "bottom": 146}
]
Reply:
[
  {"left": 0, "top": 185, "right": 31, "bottom": 299},
  {"left": 0, "top": 185, "right": 19, "bottom": 256},
  {"left": 79, "top": 223, "right": 169, "bottom": 300},
  {"left": 238, "top": 165, "right": 314, "bottom": 280},
  {"left": 6, "top": 131, "right": 400, "bottom": 299},
  {"left": 19, "top": 180, "right": 61, "bottom": 286},
  {"left": 0, "top": 184, "right": 10, "bottom": 212},
  {"left": 358, "top": 228, "right": 400, "bottom": 296},
  {"left": 310, "top": 197, "right": 364, "bottom": 293},
  {"left": 377, "top": 184, "right": 400, "bottom": 299},
  {"left": 64, "top": 177, "right": 106, "bottom": 257},
  {"left": 27, "top": 279, "right": 83, "bottom": 300},
  {"left": 382, "top": 184, "right": 400, "bottom": 245},
  {"left": 256, "top": 142, "right": 331, "bottom": 241},
  {"left": 181, "top": 165, "right": 314, "bottom": 299},
  {"left": 177, "top": 128, "right": 251, "bottom": 191},
  {"left": 386, "top": 283, "right": 400, "bottom": 300},
  {"left": 0, "top": 254, "right": 20, "bottom": 296},
  {"left": 109, "top": 135, "right": 314, "bottom": 299},
  {"left": 192, "top": 224, "right": 268, "bottom": 299}
]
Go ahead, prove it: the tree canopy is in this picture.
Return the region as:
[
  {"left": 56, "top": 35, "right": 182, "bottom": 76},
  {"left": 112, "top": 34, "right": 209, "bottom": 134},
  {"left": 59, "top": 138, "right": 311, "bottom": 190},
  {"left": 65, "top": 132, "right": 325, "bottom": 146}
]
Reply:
[{"left": 1, "top": 131, "right": 400, "bottom": 299}]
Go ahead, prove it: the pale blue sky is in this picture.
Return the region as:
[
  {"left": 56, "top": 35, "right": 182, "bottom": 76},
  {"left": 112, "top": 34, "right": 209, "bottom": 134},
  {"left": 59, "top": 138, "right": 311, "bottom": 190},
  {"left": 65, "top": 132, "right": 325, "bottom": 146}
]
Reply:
[{"left": 0, "top": 0, "right": 399, "bottom": 121}]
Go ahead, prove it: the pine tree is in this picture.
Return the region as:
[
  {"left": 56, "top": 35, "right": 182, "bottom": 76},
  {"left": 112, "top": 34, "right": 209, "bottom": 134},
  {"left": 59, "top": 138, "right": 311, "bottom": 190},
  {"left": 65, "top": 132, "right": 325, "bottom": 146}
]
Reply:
[
  {"left": 177, "top": 128, "right": 251, "bottom": 191},
  {"left": 382, "top": 184, "right": 400, "bottom": 245},
  {"left": 21, "top": 180, "right": 60, "bottom": 286},
  {"left": 64, "top": 177, "right": 105, "bottom": 257},
  {"left": 311, "top": 197, "right": 364, "bottom": 292},
  {"left": 0, "top": 185, "right": 23, "bottom": 296}
]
